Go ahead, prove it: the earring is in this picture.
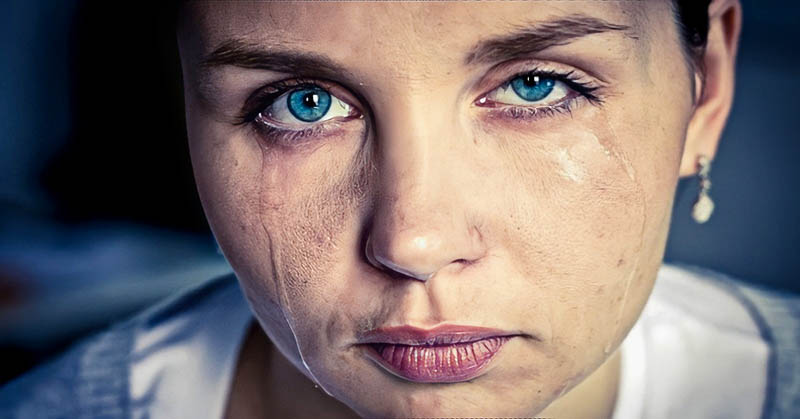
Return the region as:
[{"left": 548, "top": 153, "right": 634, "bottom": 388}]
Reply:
[{"left": 691, "top": 155, "right": 714, "bottom": 224}]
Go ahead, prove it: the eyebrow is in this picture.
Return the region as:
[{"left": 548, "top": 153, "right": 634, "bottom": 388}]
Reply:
[
  {"left": 201, "top": 38, "right": 351, "bottom": 81},
  {"left": 465, "top": 14, "right": 632, "bottom": 66},
  {"left": 200, "top": 13, "right": 633, "bottom": 76}
]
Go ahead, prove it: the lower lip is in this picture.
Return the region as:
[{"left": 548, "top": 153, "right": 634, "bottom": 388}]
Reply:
[{"left": 364, "top": 336, "right": 511, "bottom": 383}]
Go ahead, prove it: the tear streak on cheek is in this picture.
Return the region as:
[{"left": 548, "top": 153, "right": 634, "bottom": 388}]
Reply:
[
  {"left": 254, "top": 139, "right": 374, "bottom": 322},
  {"left": 522, "top": 111, "right": 648, "bottom": 352},
  {"left": 247, "top": 140, "right": 375, "bottom": 393},
  {"left": 554, "top": 148, "right": 586, "bottom": 183},
  {"left": 597, "top": 111, "right": 636, "bottom": 182},
  {"left": 592, "top": 110, "right": 648, "bottom": 348},
  {"left": 551, "top": 122, "right": 635, "bottom": 186}
]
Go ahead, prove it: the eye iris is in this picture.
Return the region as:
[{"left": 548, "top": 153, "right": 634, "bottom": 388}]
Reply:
[
  {"left": 287, "top": 88, "right": 332, "bottom": 122},
  {"left": 510, "top": 75, "right": 556, "bottom": 102}
]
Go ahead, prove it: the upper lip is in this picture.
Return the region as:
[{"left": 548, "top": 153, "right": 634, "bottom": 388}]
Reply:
[{"left": 357, "top": 324, "right": 519, "bottom": 346}]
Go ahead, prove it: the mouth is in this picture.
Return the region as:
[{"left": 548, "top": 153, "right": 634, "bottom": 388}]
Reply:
[{"left": 358, "top": 325, "right": 517, "bottom": 383}]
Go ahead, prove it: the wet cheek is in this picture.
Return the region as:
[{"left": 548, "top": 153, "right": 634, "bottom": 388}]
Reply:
[
  {"left": 501, "top": 131, "right": 642, "bottom": 272},
  {"left": 251, "top": 142, "right": 373, "bottom": 311},
  {"left": 480, "top": 121, "right": 648, "bottom": 350},
  {"left": 189, "top": 139, "right": 293, "bottom": 329},
  {"left": 194, "top": 123, "right": 370, "bottom": 318}
]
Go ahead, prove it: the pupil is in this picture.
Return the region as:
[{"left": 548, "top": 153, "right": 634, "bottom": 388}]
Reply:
[
  {"left": 523, "top": 75, "right": 540, "bottom": 87},
  {"left": 303, "top": 93, "right": 319, "bottom": 108}
]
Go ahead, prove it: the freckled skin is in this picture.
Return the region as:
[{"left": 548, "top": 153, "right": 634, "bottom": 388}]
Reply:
[{"left": 176, "top": 1, "right": 732, "bottom": 417}]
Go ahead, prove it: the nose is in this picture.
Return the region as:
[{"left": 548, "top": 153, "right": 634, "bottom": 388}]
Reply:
[
  {"left": 365, "top": 233, "right": 437, "bottom": 282},
  {"left": 364, "top": 105, "right": 486, "bottom": 282}
]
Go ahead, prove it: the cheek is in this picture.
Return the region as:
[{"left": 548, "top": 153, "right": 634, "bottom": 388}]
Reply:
[
  {"left": 480, "top": 107, "right": 674, "bottom": 358},
  {"left": 189, "top": 116, "right": 372, "bottom": 325},
  {"left": 261, "top": 145, "right": 372, "bottom": 300},
  {"left": 242, "top": 141, "right": 373, "bottom": 338}
]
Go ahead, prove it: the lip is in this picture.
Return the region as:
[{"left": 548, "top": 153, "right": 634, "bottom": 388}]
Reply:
[{"left": 358, "top": 325, "right": 517, "bottom": 383}]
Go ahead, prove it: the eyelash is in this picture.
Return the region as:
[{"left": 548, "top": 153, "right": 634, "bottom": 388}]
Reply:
[
  {"left": 238, "top": 68, "right": 603, "bottom": 144},
  {"left": 476, "top": 68, "right": 602, "bottom": 122},
  {"left": 236, "top": 78, "right": 355, "bottom": 145}
]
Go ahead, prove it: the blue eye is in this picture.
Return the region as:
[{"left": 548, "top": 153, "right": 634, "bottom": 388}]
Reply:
[
  {"left": 510, "top": 75, "right": 556, "bottom": 102},
  {"left": 480, "top": 73, "right": 572, "bottom": 107},
  {"left": 287, "top": 88, "right": 332, "bottom": 122},
  {"left": 257, "top": 85, "right": 354, "bottom": 129}
]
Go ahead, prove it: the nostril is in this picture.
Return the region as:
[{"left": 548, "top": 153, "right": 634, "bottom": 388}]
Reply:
[
  {"left": 373, "top": 251, "right": 435, "bottom": 282},
  {"left": 364, "top": 234, "right": 382, "bottom": 271},
  {"left": 364, "top": 232, "right": 435, "bottom": 282}
]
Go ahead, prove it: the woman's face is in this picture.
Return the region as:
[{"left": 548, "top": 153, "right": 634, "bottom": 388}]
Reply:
[{"left": 179, "top": 2, "right": 695, "bottom": 416}]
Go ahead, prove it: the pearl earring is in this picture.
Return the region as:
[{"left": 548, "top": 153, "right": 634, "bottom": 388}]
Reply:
[{"left": 691, "top": 155, "right": 714, "bottom": 224}]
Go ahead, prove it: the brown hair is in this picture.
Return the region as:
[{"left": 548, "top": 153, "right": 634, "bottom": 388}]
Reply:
[{"left": 673, "top": 0, "right": 713, "bottom": 69}]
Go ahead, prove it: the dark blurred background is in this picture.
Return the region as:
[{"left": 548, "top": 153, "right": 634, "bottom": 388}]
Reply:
[{"left": 0, "top": 1, "right": 798, "bottom": 385}]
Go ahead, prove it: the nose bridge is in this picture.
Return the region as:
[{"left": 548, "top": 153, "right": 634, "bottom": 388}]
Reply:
[
  {"left": 366, "top": 91, "right": 484, "bottom": 281},
  {"left": 377, "top": 90, "right": 455, "bottom": 236},
  {"left": 377, "top": 83, "right": 458, "bottom": 206}
]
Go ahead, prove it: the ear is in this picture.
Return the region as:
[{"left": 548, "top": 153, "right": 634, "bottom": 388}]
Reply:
[{"left": 679, "top": 0, "right": 742, "bottom": 177}]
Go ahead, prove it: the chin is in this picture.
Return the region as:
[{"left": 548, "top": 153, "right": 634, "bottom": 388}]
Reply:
[{"left": 350, "top": 386, "right": 549, "bottom": 419}]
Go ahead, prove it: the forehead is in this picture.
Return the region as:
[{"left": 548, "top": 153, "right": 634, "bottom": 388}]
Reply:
[{"left": 180, "top": 2, "right": 662, "bottom": 72}]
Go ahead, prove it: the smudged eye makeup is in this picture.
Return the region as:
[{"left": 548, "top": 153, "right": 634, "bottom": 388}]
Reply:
[{"left": 239, "top": 66, "right": 602, "bottom": 145}]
